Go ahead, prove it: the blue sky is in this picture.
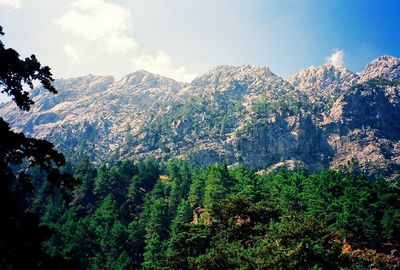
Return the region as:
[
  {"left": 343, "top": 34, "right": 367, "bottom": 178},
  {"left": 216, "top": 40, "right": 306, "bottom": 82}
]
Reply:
[{"left": 0, "top": 0, "right": 399, "bottom": 85}]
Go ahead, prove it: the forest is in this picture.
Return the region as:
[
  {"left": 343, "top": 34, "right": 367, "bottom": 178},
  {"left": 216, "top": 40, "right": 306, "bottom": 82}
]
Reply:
[{"left": 28, "top": 158, "right": 400, "bottom": 269}]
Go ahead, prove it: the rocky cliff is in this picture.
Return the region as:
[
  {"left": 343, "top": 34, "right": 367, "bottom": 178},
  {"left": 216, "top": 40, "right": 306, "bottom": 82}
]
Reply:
[{"left": 1, "top": 56, "right": 400, "bottom": 179}]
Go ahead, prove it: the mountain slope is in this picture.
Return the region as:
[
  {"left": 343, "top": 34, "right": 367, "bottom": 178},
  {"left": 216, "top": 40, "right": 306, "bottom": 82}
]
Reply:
[{"left": 1, "top": 56, "right": 400, "bottom": 178}]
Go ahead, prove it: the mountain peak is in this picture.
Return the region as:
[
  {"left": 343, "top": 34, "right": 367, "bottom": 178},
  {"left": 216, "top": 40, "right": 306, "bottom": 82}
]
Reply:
[
  {"left": 288, "top": 63, "right": 358, "bottom": 97},
  {"left": 40, "top": 74, "right": 115, "bottom": 97},
  {"left": 374, "top": 55, "right": 400, "bottom": 63},
  {"left": 210, "top": 64, "right": 274, "bottom": 77},
  {"left": 119, "top": 70, "right": 173, "bottom": 84},
  {"left": 289, "top": 63, "right": 354, "bottom": 79},
  {"left": 55, "top": 74, "right": 114, "bottom": 85},
  {"left": 191, "top": 65, "right": 276, "bottom": 87},
  {"left": 113, "top": 70, "right": 182, "bottom": 91},
  {"left": 360, "top": 55, "right": 400, "bottom": 82}
]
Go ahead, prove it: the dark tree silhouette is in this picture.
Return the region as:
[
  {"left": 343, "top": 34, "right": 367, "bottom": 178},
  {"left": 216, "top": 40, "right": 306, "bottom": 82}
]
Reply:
[
  {"left": 0, "top": 26, "right": 78, "bottom": 269},
  {"left": 0, "top": 27, "right": 56, "bottom": 111}
]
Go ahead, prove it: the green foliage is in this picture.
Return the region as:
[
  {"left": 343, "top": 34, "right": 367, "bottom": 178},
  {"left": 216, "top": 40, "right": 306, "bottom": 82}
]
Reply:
[
  {"left": 365, "top": 78, "right": 400, "bottom": 88},
  {"left": 252, "top": 93, "right": 318, "bottom": 119},
  {"left": 188, "top": 168, "right": 207, "bottom": 208},
  {"left": 203, "top": 163, "right": 232, "bottom": 212},
  {"left": 348, "top": 78, "right": 400, "bottom": 95},
  {"left": 132, "top": 94, "right": 245, "bottom": 153},
  {"left": 35, "top": 158, "right": 400, "bottom": 269}
]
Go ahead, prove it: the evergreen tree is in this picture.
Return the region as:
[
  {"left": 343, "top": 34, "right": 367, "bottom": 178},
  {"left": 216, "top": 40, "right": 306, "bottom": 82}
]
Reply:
[
  {"left": 167, "top": 160, "right": 192, "bottom": 218},
  {"left": 143, "top": 197, "right": 168, "bottom": 269},
  {"left": 203, "top": 163, "right": 231, "bottom": 212},
  {"left": 188, "top": 168, "right": 207, "bottom": 208}
]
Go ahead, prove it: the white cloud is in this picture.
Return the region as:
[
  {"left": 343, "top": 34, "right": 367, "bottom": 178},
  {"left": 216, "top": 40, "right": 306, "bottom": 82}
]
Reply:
[
  {"left": 64, "top": 44, "right": 80, "bottom": 63},
  {"left": 0, "top": 0, "right": 23, "bottom": 9},
  {"left": 56, "top": 0, "right": 137, "bottom": 54},
  {"left": 326, "top": 49, "right": 345, "bottom": 67},
  {"left": 56, "top": 0, "right": 196, "bottom": 82},
  {"left": 133, "top": 51, "right": 197, "bottom": 83}
]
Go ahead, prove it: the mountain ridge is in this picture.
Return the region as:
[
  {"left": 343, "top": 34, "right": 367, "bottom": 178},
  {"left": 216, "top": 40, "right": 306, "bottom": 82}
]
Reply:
[{"left": 1, "top": 55, "right": 400, "bottom": 179}]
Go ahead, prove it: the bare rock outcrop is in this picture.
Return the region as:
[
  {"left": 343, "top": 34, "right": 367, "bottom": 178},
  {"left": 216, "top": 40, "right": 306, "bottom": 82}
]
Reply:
[{"left": 1, "top": 55, "right": 400, "bottom": 178}]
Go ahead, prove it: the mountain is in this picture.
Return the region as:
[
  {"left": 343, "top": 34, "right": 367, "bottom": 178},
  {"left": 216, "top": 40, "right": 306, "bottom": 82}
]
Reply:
[
  {"left": 1, "top": 56, "right": 400, "bottom": 179},
  {"left": 287, "top": 64, "right": 359, "bottom": 101},
  {"left": 359, "top": 55, "right": 400, "bottom": 82}
]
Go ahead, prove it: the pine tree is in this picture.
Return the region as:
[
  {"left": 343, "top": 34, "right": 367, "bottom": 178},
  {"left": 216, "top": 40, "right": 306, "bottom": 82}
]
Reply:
[
  {"left": 142, "top": 197, "right": 168, "bottom": 269},
  {"left": 167, "top": 160, "right": 192, "bottom": 217},
  {"left": 203, "top": 163, "right": 231, "bottom": 212},
  {"left": 188, "top": 168, "right": 207, "bottom": 208}
]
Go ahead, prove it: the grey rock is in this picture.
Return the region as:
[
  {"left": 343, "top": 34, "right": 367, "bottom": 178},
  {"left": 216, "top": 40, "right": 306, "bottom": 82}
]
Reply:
[{"left": 1, "top": 56, "right": 400, "bottom": 179}]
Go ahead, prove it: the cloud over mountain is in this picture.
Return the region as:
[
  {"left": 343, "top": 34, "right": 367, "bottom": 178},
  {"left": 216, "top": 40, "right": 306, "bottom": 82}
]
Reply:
[
  {"left": 55, "top": 0, "right": 195, "bottom": 82},
  {"left": 56, "top": 0, "right": 137, "bottom": 54},
  {"left": 326, "top": 49, "right": 345, "bottom": 67}
]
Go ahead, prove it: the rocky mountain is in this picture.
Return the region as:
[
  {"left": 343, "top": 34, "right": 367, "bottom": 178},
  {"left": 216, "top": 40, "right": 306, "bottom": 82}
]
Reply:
[
  {"left": 287, "top": 64, "right": 359, "bottom": 101},
  {"left": 1, "top": 56, "right": 400, "bottom": 179},
  {"left": 359, "top": 55, "right": 400, "bottom": 82}
]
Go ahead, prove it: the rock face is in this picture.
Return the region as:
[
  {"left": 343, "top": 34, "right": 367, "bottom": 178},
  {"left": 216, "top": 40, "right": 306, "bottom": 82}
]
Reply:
[
  {"left": 287, "top": 64, "right": 359, "bottom": 101},
  {"left": 1, "top": 56, "right": 400, "bottom": 179},
  {"left": 359, "top": 55, "right": 400, "bottom": 82}
]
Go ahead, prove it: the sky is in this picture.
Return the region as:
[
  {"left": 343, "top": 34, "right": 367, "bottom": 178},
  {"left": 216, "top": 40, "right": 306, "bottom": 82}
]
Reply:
[{"left": 1, "top": 0, "right": 400, "bottom": 88}]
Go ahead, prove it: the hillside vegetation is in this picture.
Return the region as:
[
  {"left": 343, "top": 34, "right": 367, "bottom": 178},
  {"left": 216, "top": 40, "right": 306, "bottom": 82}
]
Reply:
[{"left": 31, "top": 158, "right": 400, "bottom": 269}]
